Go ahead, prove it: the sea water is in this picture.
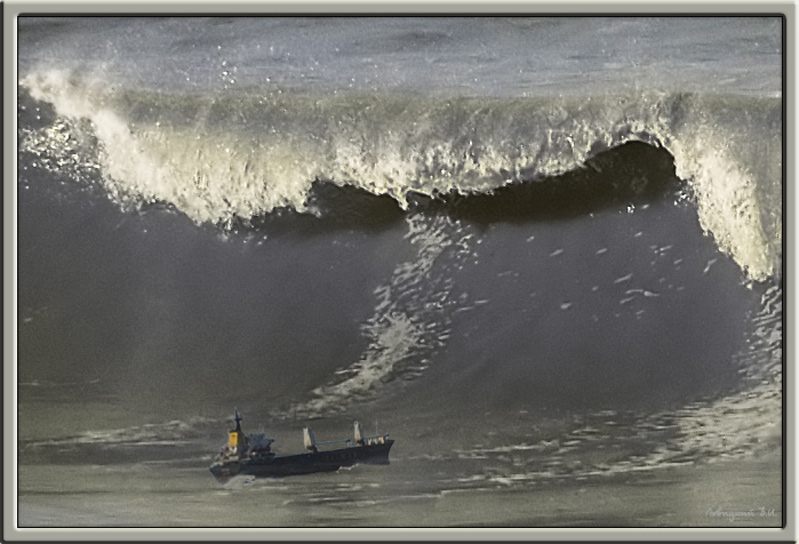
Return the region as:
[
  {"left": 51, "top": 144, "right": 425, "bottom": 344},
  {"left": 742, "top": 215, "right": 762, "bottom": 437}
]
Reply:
[{"left": 16, "top": 16, "right": 783, "bottom": 528}]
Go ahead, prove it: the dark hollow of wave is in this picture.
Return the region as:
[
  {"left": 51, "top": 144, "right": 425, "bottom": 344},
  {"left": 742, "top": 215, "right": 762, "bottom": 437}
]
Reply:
[{"left": 244, "top": 141, "right": 682, "bottom": 234}]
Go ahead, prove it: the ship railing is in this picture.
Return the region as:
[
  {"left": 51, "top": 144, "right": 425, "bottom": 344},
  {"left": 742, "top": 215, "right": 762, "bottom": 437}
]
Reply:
[{"left": 315, "top": 438, "right": 352, "bottom": 448}]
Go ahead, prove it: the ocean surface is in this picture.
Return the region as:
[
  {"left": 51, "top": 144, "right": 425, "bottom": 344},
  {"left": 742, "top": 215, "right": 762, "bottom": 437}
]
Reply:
[{"left": 15, "top": 16, "right": 783, "bottom": 529}]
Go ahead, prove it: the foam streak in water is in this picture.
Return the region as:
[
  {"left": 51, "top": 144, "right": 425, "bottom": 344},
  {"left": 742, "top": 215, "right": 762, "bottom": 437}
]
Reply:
[{"left": 283, "top": 214, "right": 473, "bottom": 419}]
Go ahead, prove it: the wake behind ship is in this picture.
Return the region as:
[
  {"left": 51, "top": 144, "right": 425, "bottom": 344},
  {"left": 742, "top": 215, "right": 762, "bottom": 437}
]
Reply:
[{"left": 209, "top": 410, "right": 394, "bottom": 482}]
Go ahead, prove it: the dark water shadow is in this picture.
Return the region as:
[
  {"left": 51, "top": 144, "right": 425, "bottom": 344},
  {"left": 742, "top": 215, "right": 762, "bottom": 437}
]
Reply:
[{"left": 243, "top": 141, "right": 683, "bottom": 236}]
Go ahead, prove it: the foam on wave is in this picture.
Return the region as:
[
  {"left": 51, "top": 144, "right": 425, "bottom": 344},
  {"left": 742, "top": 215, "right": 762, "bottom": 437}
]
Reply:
[{"left": 19, "top": 69, "right": 781, "bottom": 280}]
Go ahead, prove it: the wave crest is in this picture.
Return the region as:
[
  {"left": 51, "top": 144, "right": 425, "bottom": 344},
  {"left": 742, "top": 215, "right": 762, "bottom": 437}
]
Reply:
[{"left": 19, "top": 69, "right": 781, "bottom": 280}]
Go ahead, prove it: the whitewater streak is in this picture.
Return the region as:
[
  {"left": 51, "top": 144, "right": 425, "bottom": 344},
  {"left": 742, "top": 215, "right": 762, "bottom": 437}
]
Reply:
[
  {"left": 283, "top": 213, "right": 474, "bottom": 419},
  {"left": 19, "top": 69, "right": 781, "bottom": 281}
]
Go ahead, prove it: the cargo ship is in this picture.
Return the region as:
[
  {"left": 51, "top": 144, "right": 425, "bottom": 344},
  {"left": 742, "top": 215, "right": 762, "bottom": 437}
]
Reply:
[{"left": 209, "top": 409, "right": 394, "bottom": 482}]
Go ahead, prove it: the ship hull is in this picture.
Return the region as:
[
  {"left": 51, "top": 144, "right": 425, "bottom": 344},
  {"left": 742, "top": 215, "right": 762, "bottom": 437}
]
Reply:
[{"left": 209, "top": 440, "right": 394, "bottom": 482}]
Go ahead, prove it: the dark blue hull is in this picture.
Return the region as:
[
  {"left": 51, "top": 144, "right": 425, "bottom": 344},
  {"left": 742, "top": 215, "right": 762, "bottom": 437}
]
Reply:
[{"left": 210, "top": 440, "right": 394, "bottom": 482}]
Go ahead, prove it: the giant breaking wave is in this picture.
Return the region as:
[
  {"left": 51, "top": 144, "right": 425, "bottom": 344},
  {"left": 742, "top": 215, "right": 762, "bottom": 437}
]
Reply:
[{"left": 19, "top": 69, "right": 782, "bottom": 281}]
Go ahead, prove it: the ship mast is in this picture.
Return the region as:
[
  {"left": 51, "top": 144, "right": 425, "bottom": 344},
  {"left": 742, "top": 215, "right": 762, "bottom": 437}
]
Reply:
[{"left": 234, "top": 408, "right": 242, "bottom": 432}]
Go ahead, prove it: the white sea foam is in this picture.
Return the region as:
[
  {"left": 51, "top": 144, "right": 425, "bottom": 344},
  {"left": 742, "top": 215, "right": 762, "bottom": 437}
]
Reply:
[
  {"left": 19, "top": 69, "right": 781, "bottom": 282},
  {"left": 284, "top": 214, "right": 474, "bottom": 418}
]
